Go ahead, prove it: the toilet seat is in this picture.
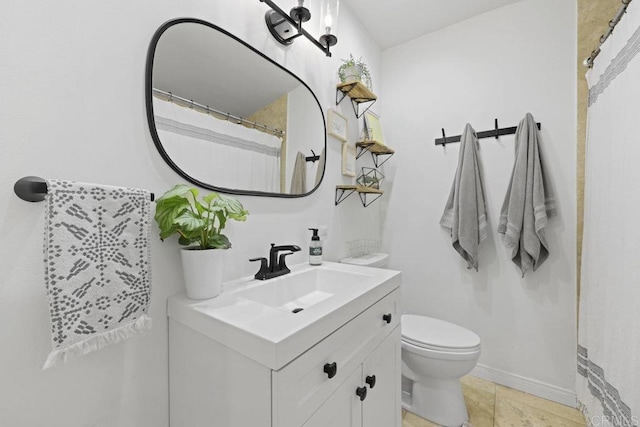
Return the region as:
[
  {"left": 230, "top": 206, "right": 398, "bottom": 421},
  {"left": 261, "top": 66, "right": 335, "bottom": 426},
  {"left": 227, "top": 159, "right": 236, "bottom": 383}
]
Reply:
[{"left": 401, "top": 314, "right": 481, "bottom": 353}]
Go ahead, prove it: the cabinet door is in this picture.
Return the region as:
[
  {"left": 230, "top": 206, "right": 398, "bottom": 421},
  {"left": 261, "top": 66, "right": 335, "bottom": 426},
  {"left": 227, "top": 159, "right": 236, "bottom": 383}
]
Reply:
[
  {"left": 303, "top": 367, "right": 363, "bottom": 427},
  {"left": 362, "top": 326, "right": 402, "bottom": 427}
]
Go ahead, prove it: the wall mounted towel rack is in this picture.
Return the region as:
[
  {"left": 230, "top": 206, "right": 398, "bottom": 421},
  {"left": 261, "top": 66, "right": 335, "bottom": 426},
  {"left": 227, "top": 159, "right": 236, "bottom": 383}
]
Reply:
[
  {"left": 435, "top": 119, "right": 541, "bottom": 146},
  {"left": 13, "top": 176, "right": 155, "bottom": 202}
]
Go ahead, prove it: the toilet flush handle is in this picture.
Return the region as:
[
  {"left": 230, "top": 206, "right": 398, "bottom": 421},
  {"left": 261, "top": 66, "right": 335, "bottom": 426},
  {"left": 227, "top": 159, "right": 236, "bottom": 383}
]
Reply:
[{"left": 382, "top": 313, "right": 392, "bottom": 324}]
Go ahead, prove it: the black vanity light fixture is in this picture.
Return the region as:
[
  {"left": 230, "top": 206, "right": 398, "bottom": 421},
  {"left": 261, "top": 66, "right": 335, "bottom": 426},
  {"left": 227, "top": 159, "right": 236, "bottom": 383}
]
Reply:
[{"left": 260, "top": 0, "right": 339, "bottom": 57}]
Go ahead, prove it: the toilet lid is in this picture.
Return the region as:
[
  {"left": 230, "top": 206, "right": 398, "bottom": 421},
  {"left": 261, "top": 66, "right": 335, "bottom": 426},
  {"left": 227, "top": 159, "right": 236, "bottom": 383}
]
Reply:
[{"left": 401, "top": 314, "right": 481, "bottom": 351}]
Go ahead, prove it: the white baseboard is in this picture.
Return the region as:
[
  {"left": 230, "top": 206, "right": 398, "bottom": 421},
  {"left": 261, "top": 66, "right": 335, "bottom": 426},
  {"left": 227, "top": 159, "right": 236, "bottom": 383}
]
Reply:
[{"left": 470, "top": 364, "right": 577, "bottom": 408}]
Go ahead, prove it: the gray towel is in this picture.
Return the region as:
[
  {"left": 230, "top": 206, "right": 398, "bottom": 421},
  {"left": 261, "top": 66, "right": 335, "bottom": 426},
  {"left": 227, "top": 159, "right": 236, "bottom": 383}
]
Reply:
[
  {"left": 290, "top": 151, "right": 307, "bottom": 194},
  {"left": 43, "top": 180, "right": 153, "bottom": 368},
  {"left": 498, "top": 113, "right": 556, "bottom": 276},
  {"left": 440, "top": 124, "right": 488, "bottom": 271}
]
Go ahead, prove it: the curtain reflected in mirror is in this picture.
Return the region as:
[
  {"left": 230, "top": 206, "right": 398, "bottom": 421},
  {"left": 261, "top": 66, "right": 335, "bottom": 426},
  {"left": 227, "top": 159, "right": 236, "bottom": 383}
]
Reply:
[{"left": 146, "top": 19, "right": 326, "bottom": 197}]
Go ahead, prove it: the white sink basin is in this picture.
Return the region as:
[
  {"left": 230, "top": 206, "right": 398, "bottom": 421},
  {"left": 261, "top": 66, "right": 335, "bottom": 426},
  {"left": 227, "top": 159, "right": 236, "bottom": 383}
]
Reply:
[
  {"left": 236, "top": 268, "right": 370, "bottom": 313},
  {"left": 167, "top": 261, "right": 401, "bottom": 370}
]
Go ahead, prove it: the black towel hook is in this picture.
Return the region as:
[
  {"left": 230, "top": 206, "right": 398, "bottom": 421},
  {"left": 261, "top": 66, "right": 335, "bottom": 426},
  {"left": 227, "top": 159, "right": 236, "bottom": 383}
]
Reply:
[
  {"left": 441, "top": 128, "right": 447, "bottom": 147},
  {"left": 494, "top": 118, "right": 500, "bottom": 139}
]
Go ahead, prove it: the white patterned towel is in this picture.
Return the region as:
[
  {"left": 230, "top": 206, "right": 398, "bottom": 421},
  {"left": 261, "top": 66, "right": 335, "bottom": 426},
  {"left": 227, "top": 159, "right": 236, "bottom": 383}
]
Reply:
[{"left": 43, "top": 180, "right": 152, "bottom": 369}]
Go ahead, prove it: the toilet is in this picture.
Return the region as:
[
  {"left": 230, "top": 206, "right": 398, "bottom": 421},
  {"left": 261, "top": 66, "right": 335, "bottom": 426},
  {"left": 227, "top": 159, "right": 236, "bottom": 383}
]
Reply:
[
  {"left": 401, "top": 314, "right": 481, "bottom": 427},
  {"left": 341, "top": 252, "right": 481, "bottom": 427}
]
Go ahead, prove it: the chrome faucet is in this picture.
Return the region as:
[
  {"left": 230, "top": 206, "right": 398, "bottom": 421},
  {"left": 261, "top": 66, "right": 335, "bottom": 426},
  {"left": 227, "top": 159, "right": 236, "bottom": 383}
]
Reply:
[{"left": 250, "top": 243, "right": 302, "bottom": 280}]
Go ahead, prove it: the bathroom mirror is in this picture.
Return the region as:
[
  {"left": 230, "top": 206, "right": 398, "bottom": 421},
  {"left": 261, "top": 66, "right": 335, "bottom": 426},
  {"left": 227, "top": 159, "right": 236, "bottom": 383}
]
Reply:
[{"left": 145, "top": 18, "right": 326, "bottom": 197}]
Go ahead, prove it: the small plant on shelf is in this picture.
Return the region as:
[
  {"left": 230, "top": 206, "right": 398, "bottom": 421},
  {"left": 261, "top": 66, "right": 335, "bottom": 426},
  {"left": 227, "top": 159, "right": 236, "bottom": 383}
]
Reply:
[
  {"left": 337, "top": 54, "right": 373, "bottom": 90},
  {"left": 356, "top": 168, "right": 384, "bottom": 189}
]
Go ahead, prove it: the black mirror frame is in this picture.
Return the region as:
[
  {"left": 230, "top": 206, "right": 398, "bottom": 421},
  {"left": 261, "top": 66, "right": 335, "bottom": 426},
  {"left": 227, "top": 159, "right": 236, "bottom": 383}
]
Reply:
[{"left": 145, "top": 18, "right": 327, "bottom": 198}]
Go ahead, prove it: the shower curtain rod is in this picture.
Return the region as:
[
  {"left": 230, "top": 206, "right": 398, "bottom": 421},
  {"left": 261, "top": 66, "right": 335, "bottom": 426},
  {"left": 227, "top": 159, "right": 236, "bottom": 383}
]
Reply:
[
  {"left": 584, "top": 0, "right": 633, "bottom": 68},
  {"left": 152, "top": 88, "right": 285, "bottom": 138}
]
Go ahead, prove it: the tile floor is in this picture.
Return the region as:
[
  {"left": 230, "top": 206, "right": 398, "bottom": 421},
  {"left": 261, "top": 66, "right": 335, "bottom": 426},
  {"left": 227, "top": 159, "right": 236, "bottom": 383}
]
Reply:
[{"left": 402, "top": 375, "right": 586, "bottom": 427}]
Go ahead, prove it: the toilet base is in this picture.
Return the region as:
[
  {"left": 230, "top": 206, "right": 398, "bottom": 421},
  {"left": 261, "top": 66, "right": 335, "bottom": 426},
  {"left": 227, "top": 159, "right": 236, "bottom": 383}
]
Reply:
[{"left": 401, "top": 377, "right": 469, "bottom": 427}]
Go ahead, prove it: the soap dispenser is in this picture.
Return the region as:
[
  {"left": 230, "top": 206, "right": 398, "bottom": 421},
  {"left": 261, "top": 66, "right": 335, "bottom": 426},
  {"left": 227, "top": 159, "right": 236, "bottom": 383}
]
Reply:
[{"left": 308, "top": 228, "right": 323, "bottom": 265}]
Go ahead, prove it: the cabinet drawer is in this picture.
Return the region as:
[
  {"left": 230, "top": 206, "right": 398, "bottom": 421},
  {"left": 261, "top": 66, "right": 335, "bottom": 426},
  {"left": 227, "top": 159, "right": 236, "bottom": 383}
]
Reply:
[{"left": 272, "top": 288, "right": 400, "bottom": 427}]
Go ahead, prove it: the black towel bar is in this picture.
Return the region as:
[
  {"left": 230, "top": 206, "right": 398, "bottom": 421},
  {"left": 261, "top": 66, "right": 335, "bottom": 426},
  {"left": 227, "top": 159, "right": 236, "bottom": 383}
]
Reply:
[{"left": 13, "top": 176, "right": 155, "bottom": 202}]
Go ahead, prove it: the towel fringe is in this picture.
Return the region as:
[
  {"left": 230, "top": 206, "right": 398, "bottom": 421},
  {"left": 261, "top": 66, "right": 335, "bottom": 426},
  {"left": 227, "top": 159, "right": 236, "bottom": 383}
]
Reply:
[{"left": 42, "top": 315, "right": 152, "bottom": 370}]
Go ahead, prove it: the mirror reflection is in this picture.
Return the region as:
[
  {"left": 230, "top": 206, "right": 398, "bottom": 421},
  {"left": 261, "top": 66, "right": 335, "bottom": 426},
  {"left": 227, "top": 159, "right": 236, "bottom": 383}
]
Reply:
[{"left": 147, "top": 19, "right": 326, "bottom": 196}]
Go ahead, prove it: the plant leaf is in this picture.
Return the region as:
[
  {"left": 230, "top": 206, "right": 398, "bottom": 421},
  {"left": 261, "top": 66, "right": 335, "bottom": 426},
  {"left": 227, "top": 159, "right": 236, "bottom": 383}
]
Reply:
[
  {"left": 206, "top": 233, "right": 231, "bottom": 249},
  {"left": 154, "top": 195, "right": 190, "bottom": 239},
  {"left": 178, "top": 234, "right": 199, "bottom": 246},
  {"left": 215, "top": 210, "right": 227, "bottom": 232},
  {"left": 215, "top": 193, "right": 249, "bottom": 222},
  {"left": 175, "top": 211, "right": 206, "bottom": 232},
  {"left": 156, "top": 184, "right": 193, "bottom": 202},
  {"left": 202, "top": 192, "right": 219, "bottom": 204}
]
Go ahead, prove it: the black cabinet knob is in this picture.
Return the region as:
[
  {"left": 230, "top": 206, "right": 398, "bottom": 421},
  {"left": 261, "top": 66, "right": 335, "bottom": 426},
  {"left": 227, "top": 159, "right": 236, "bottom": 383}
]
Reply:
[
  {"left": 365, "top": 375, "right": 376, "bottom": 388},
  {"left": 323, "top": 362, "right": 338, "bottom": 379},
  {"left": 356, "top": 386, "right": 368, "bottom": 401},
  {"left": 382, "top": 313, "right": 392, "bottom": 324}
]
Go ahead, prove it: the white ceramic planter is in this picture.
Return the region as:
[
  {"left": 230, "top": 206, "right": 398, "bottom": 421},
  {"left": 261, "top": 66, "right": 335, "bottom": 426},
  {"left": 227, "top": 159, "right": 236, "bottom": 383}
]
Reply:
[
  {"left": 180, "top": 247, "right": 225, "bottom": 299},
  {"left": 342, "top": 65, "right": 360, "bottom": 83}
]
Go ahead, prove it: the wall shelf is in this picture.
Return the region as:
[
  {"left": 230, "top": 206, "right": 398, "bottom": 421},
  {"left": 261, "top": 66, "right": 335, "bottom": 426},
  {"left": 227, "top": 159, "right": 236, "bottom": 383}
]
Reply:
[
  {"left": 336, "top": 81, "right": 377, "bottom": 118},
  {"left": 335, "top": 185, "right": 384, "bottom": 207},
  {"left": 356, "top": 140, "right": 395, "bottom": 167}
]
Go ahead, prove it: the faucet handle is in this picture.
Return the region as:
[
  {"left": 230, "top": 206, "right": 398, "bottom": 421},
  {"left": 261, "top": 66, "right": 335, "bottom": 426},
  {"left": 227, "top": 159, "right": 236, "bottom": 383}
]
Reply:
[
  {"left": 278, "top": 251, "right": 295, "bottom": 273},
  {"left": 249, "top": 257, "right": 269, "bottom": 280}
]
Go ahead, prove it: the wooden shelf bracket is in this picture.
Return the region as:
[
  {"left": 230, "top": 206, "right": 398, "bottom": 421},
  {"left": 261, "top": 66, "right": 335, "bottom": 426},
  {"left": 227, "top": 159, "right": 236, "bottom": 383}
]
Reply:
[
  {"left": 335, "top": 82, "right": 377, "bottom": 118},
  {"left": 335, "top": 185, "right": 384, "bottom": 207},
  {"left": 355, "top": 141, "right": 395, "bottom": 167},
  {"left": 335, "top": 185, "right": 358, "bottom": 206}
]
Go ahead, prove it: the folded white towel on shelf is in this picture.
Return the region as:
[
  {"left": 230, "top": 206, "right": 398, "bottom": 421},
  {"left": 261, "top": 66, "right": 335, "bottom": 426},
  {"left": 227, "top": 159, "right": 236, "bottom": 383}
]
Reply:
[
  {"left": 42, "top": 180, "right": 153, "bottom": 369},
  {"left": 440, "top": 124, "right": 488, "bottom": 271},
  {"left": 498, "top": 113, "right": 556, "bottom": 277}
]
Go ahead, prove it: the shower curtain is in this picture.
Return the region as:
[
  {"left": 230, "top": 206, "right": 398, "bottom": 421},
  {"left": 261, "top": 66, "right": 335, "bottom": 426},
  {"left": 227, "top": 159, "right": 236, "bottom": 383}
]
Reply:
[
  {"left": 578, "top": 3, "right": 640, "bottom": 426},
  {"left": 153, "top": 98, "right": 282, "bottom": 192}
]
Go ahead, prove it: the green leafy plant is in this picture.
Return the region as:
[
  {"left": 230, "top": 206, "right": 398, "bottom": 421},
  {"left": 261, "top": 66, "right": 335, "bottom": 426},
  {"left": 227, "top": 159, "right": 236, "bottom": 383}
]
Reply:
[
  {"left": 362, "top": 175, "right": 380, "bottom": 189},
  {"left": 154, "top": 184, "right": 248, "bottom": 250},
  {"left": 337, "top": 54, "right": 373, "bottom": 90}
]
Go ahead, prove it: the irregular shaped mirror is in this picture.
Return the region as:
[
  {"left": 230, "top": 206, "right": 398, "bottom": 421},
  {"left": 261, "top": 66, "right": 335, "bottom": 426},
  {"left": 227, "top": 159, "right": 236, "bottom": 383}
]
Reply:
[{"left": 146, "top": 19, "right": 326, "bottom": 197}]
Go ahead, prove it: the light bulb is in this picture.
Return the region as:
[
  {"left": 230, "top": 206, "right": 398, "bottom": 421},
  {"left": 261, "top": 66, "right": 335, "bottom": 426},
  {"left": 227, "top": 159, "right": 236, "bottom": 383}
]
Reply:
[
  {"left": 319, "top": 0, "right": 339, "bottom": 35},
  {"left": 324, "top": 14, "right": 333, "bottom": 33}
]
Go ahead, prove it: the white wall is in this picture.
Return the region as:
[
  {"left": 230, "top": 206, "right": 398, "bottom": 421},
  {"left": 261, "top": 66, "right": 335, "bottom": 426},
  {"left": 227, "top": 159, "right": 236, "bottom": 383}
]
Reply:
[
  {"left": 0, "top": 1, "right": 382, "bottom": 426},
  {"left": 381, "top": 0, "right": 577, "bottom": 402}
]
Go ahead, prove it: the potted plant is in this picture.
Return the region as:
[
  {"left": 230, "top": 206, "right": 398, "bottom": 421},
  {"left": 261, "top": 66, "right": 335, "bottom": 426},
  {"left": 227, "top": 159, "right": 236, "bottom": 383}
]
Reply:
[
  {"left": 337, "top": 54, "right": 373, "bottom": 90},
  {"left": 154, "top": 184, "right": 249, "bottom": 299}
]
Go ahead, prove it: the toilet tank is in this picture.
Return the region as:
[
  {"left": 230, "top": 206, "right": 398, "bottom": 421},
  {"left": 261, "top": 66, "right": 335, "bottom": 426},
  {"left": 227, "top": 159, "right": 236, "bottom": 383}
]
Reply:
[{"left": 340, "top": 252, "right": 389, "bottom": 268}]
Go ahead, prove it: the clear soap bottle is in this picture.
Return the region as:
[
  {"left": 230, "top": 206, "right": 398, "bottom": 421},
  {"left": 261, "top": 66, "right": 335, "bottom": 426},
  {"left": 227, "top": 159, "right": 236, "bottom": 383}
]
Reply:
[{"left": 308, "top": 228, "right": 323, "bottom": 265}]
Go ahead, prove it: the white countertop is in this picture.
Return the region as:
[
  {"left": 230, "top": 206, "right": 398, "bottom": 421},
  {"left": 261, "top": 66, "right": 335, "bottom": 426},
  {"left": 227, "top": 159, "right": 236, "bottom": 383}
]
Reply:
[{"left": 167, "top": 261, "right": 401, "bottom": 370}]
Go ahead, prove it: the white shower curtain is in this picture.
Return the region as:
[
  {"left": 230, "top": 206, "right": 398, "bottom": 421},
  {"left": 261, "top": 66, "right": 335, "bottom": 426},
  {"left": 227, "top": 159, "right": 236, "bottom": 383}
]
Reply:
[
  {"left": 153, "top": 98, "right": 282, "bottom": 192},
  {"left": 578, "top": 3, "right": 640, "bottom": 426}
]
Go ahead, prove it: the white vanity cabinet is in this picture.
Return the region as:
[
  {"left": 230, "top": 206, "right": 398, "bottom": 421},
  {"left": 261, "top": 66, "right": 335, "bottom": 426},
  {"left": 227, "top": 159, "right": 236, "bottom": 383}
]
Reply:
[
  {"left": 272, "top": 289, "right": 401, "bottom": 427},
  {"left": 302, "top": 327, "right": 401, "bottom": 427},
  {"left": 168, "top": 274, "right": 401, "bottom": 427}
]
